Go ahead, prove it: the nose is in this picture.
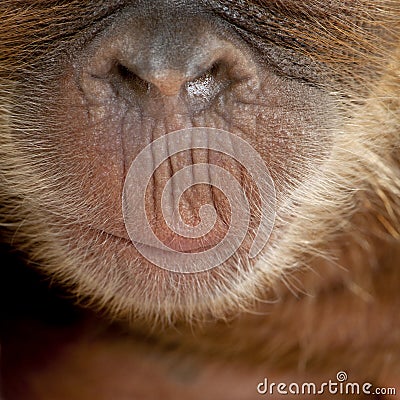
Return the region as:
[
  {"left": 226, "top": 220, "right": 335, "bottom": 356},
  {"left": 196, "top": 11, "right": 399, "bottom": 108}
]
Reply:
[
  {"left": 116, "top": 60, "right": 216, "bottom": 98},
  {"left": 84, "top": 11, "right": 256, "bottom": 108},
  {"left": 112, "top": 32, "right": 250, "bottom": 103}
]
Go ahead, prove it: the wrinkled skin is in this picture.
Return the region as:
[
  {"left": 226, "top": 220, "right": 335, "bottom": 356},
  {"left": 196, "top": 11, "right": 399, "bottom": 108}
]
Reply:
[{"left": 0, "top": 1, "right": 400, "bottom": 399}]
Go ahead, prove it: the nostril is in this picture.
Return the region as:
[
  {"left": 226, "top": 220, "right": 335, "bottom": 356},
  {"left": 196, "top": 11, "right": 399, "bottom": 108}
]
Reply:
[
  {"left": 115, "top": 63, "right": 150, "bottom": 96},
  {"left": 189, "top": 62, "right": 221, "bottom": 86},
  {"left": 117, "top": 63, "right": 135, "bottom": 81},
  {"left": 114, "top": 62, "right": 189, "bottom": 97},
  {"left": 185, "top": 62, "right": 231, "bottom": 111}
]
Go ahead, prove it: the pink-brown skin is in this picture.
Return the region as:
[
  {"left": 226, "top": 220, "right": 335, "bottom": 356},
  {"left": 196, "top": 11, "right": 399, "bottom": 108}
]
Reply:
[{"left": 0, "top": 1, "right": 400, "bottom": 399}]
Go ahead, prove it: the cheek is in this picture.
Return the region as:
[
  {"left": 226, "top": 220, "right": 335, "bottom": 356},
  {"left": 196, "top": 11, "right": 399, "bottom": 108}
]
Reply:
[{"left": 50, "top": 73, "right": 127, "bottom": 237}]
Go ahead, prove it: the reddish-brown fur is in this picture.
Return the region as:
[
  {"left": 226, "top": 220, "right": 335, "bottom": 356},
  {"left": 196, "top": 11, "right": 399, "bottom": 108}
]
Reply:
[{"left": 0, "top": 1, "right": 399, "bottom": 399}]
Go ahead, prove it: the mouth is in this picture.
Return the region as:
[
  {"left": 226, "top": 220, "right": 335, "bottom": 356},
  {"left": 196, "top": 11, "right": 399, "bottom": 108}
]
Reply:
[
  {"left": 120, "top": 128, "right": 276, "bottom": 273},
  {"left": 101, "top": 226, "right": 227, "bottom": 255}
]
